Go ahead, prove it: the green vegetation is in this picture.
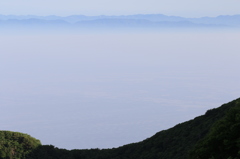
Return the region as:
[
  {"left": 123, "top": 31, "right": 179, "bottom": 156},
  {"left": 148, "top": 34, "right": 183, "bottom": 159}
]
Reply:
[
  {"left": 189, "top": 100, "right": 240, "bottom": 159},
  {"left": 1, "top": 98, "right": 240, "bottom": 159},
  {"left": 0, "top": 131, "right": 41, "bottom": 159}
]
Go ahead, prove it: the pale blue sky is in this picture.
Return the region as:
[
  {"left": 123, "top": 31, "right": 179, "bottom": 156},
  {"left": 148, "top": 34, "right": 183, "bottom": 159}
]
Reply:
[{"left": 0, "top": 0, "right": 240, "bottom": 17}]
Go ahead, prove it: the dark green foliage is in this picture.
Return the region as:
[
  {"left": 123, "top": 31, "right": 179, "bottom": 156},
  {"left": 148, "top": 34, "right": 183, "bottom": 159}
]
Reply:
[
  {"left": 189, "top": 100, "right": 240, "bottom": 159},
  {"left": 0, "top": 131, "right": 41, "bottom": 159},
  {"left": 2, "top": 98, "right": 240, "bottom": 159},
  {"left": 27, "top": 145, "right": 73, "bottom": 159}
]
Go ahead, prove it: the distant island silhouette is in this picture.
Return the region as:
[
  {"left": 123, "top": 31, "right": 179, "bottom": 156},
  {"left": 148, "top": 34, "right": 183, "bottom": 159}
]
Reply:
[{"left": 0, "top": 14, "right": 240, "bottom": 29}]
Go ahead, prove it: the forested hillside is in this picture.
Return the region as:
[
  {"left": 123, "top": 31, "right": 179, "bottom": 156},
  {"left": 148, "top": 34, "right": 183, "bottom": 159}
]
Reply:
[
  {"left": 190, "top": 100, "right": 240, "bottom": 159},
  {"left": 0, "top": 131, "right": 41, "bottom": 159},
  {"left": 1, "top": 98, "right": 240, "bottom": 159}
]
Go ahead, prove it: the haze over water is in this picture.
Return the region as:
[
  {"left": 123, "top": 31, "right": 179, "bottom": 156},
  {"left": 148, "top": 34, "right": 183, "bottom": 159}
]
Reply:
[{"left": 1, "top": 30, "right": 240, "bottom": 149}]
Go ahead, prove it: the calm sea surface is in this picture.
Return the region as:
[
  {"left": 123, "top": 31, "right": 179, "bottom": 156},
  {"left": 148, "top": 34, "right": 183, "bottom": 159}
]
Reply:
[{"left": 0, "top": 30, "right": 240, "bottom": 149}]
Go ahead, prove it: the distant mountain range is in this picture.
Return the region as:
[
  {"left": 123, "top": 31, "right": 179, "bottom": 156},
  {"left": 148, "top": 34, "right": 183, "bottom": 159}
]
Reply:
[{"left": 0, "top": 14, "right": 240, "bottom": 29}]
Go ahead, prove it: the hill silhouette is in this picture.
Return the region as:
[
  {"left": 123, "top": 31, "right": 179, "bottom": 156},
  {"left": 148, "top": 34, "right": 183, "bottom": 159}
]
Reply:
[{"left": 1, "top": 97, "right": 240, "bottom": 159}]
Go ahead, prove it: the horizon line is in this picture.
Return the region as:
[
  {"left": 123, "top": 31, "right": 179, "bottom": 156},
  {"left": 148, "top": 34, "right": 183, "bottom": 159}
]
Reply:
[{"left": 0, "top": 13, "right": 240, "bottom": 19}]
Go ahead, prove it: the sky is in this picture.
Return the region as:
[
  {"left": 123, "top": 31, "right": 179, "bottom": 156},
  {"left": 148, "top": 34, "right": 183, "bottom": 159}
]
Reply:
[{"left": 0, "top": 0, "right": 240, "bottom": 17}]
